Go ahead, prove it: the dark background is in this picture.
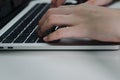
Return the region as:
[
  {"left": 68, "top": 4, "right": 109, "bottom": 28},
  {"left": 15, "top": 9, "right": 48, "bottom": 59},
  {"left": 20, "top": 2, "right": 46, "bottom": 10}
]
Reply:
[
  {"left": 0, "top": 0, "right": 24, "bottom": 19},
  {"left": 0, "top": 0, "right": 28, "bottom": 29}
]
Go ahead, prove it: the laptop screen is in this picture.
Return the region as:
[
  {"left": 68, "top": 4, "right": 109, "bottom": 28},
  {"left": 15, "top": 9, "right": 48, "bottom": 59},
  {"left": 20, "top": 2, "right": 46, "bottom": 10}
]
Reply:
[{"left": 0, "top": 0, "right": 30, "bottom": 29}]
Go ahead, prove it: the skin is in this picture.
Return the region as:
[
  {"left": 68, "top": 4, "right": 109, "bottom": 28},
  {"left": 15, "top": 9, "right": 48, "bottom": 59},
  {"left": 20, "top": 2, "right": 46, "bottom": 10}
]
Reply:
[
  {"left": 38, "top": 0, "right": 120, "bottom": 42},
  {"left": 51, "top": 0, "right": 113, "bottom": 7}
]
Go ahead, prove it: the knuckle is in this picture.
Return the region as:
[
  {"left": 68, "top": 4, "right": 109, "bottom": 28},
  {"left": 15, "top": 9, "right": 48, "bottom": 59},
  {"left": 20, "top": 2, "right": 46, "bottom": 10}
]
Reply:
[
  {"left": 47, "top": 8, "right": 54, "bottom": 15},
  {"left": 48, "top": 15, "right": 56, "bottom": 26},
  {"left": 48, "top": 15, "right": 54, "bottom": 21}
]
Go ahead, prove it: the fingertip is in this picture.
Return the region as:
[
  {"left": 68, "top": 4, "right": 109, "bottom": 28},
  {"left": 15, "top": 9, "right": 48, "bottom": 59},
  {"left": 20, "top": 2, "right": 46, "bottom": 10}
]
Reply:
[
  {"left": 43, "top": 34, "right": 55, "bottom": 42},
  {"left": 43, "top": 32, "right": 59, "bottom": 42},
  {"left": 43, "top": 36, "right": 48, "bottom": 42}
]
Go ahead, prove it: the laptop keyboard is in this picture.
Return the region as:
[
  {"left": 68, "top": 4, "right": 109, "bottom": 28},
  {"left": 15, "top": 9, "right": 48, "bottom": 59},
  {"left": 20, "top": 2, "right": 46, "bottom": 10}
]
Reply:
[
  {"left": 1, "top": 3, "right": 50, "bottom": 43},
  {"left": 0, "top": 2, "right": 76, "bottom": 43}
]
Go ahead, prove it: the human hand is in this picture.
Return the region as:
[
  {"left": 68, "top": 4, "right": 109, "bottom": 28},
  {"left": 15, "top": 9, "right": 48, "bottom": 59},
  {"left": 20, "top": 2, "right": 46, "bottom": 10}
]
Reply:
[
  {"left": 51, "top": 0, "right": 113, "bottom": 7},
  {"left": 86, "top": 0, "right": 113, "bottom": 6},
  {"left": 51, "top": 0, "right": 65, "bottom": 7},
  {"left": 38, "top": 3, "right": 120, "bottom": 42}
]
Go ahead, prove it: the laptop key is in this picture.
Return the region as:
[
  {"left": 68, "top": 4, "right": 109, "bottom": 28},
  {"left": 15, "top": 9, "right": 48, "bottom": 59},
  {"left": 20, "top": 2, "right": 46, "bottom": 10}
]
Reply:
[
  {"left": 2, "top": 29, "right": 22, "bottom": 43},
  {"left": 14, "top": 33, "right": 30, "bottom": 43},
  {"left": 37, "top": 38, "right": 45, "bottom": 43},
  {"left": 25, "top": 32, "right": 39, "bottom": 43},
  {"left": 0, "top": 37, "right": 3, "bottom": 42},
  {"left": 2, "top": 39, "right": 12, "bottom": 43},
  {"left": 25, "top": 36, "right": 38, "bottom": 43},
  {"left": 2, "top": 3, "right": 50, "bottom": 43}
]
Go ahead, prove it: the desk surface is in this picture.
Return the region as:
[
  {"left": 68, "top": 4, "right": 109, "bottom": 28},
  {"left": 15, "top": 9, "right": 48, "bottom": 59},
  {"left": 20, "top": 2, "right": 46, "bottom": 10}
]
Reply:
[
  {"left": 0, "top": 51, "right": 120, "bottom": 80},
  {"left": 0, "top": 1, "right": 120, "bottom": 80}
]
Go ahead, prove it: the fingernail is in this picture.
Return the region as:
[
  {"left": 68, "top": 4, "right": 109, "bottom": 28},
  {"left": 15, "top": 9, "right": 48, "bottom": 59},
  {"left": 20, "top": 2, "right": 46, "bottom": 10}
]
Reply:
[{"left": 43, "top": 36, "right": 48, "bottom": 41}]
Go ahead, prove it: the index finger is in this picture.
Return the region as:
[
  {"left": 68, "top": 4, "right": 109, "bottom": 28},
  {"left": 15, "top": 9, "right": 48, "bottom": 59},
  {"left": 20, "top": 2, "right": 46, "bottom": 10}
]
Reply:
[{"left": 39, "top": 7, "right": 74, "bottom": 28}]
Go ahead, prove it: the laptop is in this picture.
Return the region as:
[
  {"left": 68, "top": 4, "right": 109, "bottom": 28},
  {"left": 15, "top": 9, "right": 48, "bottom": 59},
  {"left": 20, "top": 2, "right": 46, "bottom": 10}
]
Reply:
[{"left": 0, "top": 0, "right": 119, "bottom": 50}]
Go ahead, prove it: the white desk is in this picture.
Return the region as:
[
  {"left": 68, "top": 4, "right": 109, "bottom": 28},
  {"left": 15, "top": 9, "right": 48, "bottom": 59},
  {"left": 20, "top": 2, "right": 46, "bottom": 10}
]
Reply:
[
  {"left": 0, "top": 1, "right": 120, "bottom": 80},
  {"left": 0, "top": 51, "right": 120, "bottom": 80}
]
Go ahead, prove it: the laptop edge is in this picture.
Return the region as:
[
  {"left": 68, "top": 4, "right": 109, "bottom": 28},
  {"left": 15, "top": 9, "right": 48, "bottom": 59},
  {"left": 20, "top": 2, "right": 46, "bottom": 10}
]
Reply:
[{"left": 0, "top": 0, "right": 119, "bottom": 50}]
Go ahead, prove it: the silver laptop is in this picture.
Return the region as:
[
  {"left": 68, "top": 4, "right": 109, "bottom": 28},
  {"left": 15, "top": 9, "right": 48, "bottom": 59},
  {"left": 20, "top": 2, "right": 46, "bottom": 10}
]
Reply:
[{"left": 0, "top": 0, "right": 119, "bottom": 50}]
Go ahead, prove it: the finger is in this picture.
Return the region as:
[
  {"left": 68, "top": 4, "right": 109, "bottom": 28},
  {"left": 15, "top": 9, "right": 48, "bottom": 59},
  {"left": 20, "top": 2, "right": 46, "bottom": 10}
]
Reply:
[
  {"left": 51, "top": 0, "right": 65, "bottom": 7},
  {"left": 51, "top": 0, "right": 57, "bottom": 7},
  {"left": 39, "top": 13, "right": 46, "bottom": 28},
  {"left": 39, "top": 7, "right": 74, "bottom": 28},
  {"left": 43, "top": 26, "right": 88, "bottom": 42},
  {"left": 58, "top": 5, "right": 76, "bottom": 8},
  {"left": 51, "top": 0, "right": 56, "bottom": 5},
  {"left": 40, "top": 14, "right": 78, "bottom": 36},
  {"left": 56, "top": 0, "right": 66, "bottom": 7},
  {"left": 38, "top": 20, "right": 48, "bottom": 37}
]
